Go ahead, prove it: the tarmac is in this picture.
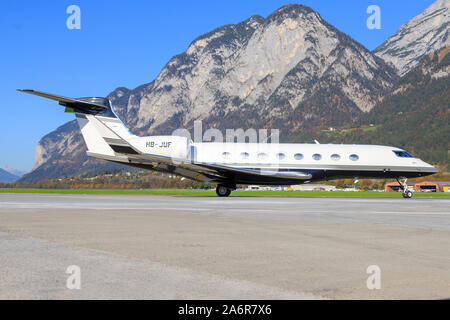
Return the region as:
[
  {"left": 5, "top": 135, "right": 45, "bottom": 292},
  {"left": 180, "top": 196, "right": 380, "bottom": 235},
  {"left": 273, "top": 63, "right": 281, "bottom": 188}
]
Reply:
[{"left": 0, "top": 193, "right": 449, "bottom": 299}]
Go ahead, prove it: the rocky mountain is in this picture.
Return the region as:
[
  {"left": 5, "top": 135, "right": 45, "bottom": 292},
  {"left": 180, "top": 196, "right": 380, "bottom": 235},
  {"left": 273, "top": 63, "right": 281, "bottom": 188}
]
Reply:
[
  {"left": 21, "top": 4, "right": 428, "bottom": 182},
  {"left": 0, "top": 168, "right": 19, "bottom": 183},
  {"left": 374, "top": 0, "right": 449, "bottom": 76},
  {"left": 113, "top": 5, "right": 396, "bottom": 135}
]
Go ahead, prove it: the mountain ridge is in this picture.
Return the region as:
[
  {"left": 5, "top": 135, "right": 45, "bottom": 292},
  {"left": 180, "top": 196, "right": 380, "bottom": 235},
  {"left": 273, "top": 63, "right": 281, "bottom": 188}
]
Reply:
[
  {"left": 374, "top": 0, "right": 450, "bottom": 75},
  {"left": 0, "top": 168, "right": 20, "bottom": 183}
]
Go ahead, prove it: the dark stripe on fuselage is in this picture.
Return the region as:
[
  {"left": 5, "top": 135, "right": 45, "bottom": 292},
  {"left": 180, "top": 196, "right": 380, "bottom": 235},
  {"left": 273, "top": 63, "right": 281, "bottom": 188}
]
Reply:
[{"left": 231, "top": 169, "right": 436, "bottom": 185}]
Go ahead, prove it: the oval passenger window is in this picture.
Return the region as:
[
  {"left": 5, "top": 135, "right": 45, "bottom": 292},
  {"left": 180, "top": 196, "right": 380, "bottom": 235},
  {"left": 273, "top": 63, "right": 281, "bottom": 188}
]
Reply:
[
  {"left": 240, "top": 152, "right": 249, "bottom": 159},
  {"left": 258, "top": 153, "right": 267, "bottom": 160},
  {"left": 331, "top": 154, "right": 341, "bottom": 161}
]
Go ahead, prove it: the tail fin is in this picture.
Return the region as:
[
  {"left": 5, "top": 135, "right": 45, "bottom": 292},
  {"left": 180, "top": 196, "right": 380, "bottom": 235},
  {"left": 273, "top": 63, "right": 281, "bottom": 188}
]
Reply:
[{"left": 18, "top": 89, "right": 135, "bottom": 158}]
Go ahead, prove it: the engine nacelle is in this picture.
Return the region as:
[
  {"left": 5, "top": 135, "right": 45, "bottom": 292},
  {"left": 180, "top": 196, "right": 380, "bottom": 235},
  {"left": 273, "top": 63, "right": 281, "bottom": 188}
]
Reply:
[{"left": 129, "top": 136, "right": 190, "bottom": 160}]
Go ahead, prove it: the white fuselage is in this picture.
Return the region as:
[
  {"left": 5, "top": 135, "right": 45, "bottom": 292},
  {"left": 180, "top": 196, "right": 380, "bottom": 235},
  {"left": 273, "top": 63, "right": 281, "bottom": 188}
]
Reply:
[{"left": 119, "top": 132, "right": 437, "bottom": 184}]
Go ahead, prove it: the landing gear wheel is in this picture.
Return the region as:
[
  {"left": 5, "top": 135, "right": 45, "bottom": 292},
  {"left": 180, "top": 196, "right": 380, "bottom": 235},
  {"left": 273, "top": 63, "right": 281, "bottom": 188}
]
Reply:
[
  {"left": 402, "top": 190, "right": 413, "bottom": 199},
  {"left": 216, "top": 185, "right": 231, "bottom": 197},
  {"left": 397, "top": 177, "right": 413, "bottom": 199}
]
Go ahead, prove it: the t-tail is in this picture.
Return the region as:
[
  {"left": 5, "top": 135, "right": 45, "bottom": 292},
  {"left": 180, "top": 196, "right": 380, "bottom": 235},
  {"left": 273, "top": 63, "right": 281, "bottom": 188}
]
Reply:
[{"left": 17, "top": 89, "right": 139, "bottom": 160}]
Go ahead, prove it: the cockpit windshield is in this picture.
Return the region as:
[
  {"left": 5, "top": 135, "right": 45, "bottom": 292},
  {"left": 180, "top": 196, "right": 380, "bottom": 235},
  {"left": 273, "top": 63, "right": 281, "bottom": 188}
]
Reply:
[{"left": 393, "top": 150, "right": 414, "bottom": 158}]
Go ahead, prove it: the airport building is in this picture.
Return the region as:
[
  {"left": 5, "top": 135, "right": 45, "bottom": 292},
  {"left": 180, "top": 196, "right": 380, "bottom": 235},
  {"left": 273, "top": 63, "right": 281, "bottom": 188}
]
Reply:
[{"left": 385, "top": 181, "right": 450, "bottom": 193}]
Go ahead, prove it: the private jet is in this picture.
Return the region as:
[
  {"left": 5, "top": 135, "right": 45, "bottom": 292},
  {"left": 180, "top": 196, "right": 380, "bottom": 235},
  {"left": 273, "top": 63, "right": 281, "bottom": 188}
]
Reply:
[{"left": 19, "top": 90, "right": 439, "bottom": 198}]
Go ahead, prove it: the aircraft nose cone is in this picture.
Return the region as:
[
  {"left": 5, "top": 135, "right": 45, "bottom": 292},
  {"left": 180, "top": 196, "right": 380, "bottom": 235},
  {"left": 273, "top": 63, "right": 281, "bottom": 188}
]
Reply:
[
  {"left": 429, "top": 166, "right": 439, "bottom": 173},
  {"left": 424, "top": 163, "right": 439, "bottom": 174}
]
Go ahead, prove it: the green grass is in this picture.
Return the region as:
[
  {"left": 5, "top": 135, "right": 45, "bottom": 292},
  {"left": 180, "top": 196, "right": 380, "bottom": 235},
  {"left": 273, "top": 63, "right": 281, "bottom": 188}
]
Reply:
[
  {"left": 1, "top": 188, "right": 449, "bottom": 198},
  {"left": 341, "top": 125, "right": 380, "bottom": 134}
]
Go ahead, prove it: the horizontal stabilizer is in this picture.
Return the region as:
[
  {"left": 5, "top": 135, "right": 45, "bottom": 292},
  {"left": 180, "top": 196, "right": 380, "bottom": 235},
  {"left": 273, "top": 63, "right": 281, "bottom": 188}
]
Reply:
[{"left": 17, "top": 89, "right": 111, "bottom": 115}]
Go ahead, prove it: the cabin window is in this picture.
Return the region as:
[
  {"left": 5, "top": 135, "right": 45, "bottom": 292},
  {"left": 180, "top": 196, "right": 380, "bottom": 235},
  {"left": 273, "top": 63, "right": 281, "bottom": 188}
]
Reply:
[
  {"left": 294, "top": 153, "right": 304, "bottom": 160},
  {"left": 277, "top": 153, "right": 286, "bottom": 160},
  {"left": 222, "top": 152, "right": 231, "bottom": 159},
  {"left": 257, "top": 153, "right": 268, "bottom": 160},
  {"left": 393, "top": 150, "right": 413, "bottom": 158},
  {"left": 331, "top": 154, "right": 341, "bottom": 161},
  {"left": 240, "top": 152, "right": 249, "bottom": 159},
  {"left": 349, "top": 154, "right": 359, "bottom": 161},
  {"left": 312, "top": 154, "right": 322, "bottom": 161}
]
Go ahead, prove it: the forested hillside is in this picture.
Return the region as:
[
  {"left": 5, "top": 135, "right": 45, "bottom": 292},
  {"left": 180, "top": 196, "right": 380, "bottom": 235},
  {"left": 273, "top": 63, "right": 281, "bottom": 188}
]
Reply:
[{"left": 287, "top": 47, "right": 449, "bottom": 168}]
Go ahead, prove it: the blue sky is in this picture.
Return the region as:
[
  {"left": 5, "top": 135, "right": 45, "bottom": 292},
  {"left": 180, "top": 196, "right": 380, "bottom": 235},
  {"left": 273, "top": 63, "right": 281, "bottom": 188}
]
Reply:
[{"left": 0, "top": 0, "right": 436, "bottom": 172}]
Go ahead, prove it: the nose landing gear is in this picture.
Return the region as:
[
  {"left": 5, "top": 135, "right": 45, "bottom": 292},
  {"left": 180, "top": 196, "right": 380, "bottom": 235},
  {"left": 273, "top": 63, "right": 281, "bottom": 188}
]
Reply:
[{"left": 397, "top": 177, "right": 413, "bottom": 198}]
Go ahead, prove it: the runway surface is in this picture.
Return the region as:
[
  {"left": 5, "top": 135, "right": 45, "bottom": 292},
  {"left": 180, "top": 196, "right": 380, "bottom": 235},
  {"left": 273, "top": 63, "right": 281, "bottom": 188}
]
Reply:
[{"left": 0, "top": 193, "right": 449, "bottom": 299}]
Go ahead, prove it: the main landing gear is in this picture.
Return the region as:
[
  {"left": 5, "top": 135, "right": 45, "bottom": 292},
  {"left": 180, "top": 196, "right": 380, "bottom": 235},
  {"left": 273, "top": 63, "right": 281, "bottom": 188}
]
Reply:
[
  {"left": 216, "top": 184, "right": 232, "bottom": 197},
  {"left": 397, "top": 177, "right": 413, "bottom": 198}
]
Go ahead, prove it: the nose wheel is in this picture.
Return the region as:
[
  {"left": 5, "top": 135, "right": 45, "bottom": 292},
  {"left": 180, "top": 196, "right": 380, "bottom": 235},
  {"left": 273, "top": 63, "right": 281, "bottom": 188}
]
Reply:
[
  {"left": 397, "top": 177, "right": 413, "bottom": 198},
  {"left": 402, "top": 190, "right": 413, "bottom": 198},
  {"left": 216, "top": 185, "right": 232, "bottom": 197}
]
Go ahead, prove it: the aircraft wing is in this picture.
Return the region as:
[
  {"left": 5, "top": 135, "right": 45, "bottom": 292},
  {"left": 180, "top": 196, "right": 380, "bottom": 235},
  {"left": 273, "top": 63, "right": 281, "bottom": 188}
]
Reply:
[
  {"left": 87, "top": 150, "right": 311, "bottom": 184},
  {"left": 197, "top": 163, "right": 312, "bottom": 180},
  {"left": 86, "top": 151, "right": 227, "bottom": 183}
]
